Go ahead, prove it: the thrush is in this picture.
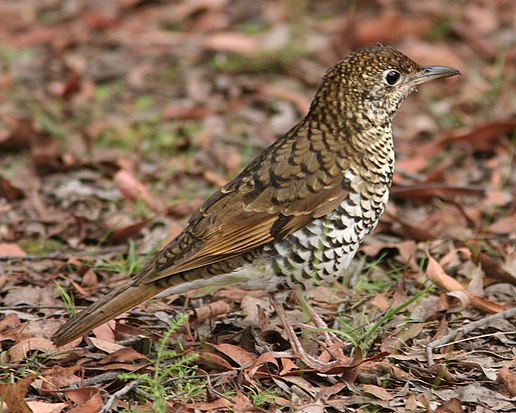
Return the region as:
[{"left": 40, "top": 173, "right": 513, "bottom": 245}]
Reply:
[{"left": 52, "top": 45, "right": 460, "bottom": 369}]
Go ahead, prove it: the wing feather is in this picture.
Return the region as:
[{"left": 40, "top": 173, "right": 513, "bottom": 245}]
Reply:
[{"left": 143, "top": 125, "right": 350, "bottom": 283}]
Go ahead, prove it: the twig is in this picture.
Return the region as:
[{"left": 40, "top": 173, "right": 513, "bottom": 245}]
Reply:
[
  {"left": 100, "top": 379, "right": 141, "bottom": 413},
  {"left": 68, "top": 372, "right": 121, "bottom": 389},
  {"left": 426, "top": 307, "right": 516, "bottom": 365}
]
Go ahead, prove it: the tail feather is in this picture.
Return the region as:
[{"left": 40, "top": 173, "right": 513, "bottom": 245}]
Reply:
[{"left": 52, "top": 280, "right": 165, "bottom": 347}]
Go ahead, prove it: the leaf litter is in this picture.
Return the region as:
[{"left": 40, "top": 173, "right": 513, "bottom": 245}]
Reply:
[{"left": 0, "top": 0, "right": 514, "bottom": 412}]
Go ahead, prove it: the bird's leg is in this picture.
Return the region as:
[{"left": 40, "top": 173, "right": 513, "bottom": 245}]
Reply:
[
  {"left": 269, "top": 297, "right": 342, "bottom": 371},
  {"left": 293, "top": 292, "right": 343, "bottom": 348}
]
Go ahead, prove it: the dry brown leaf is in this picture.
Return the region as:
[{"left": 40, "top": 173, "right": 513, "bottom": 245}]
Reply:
[
  {"left": 0, "top": 176, "right": 24, "bottom": 201},
  {"left": 185, "top": 397, "right": 232, "bottom": 411},
  {"left": 255, "top": 83, "right": 311, "bottom": 115},
  {"left": 436, "top": 120, "right": 516, "bottom": 150},
  {"left": 209, "top": 343, "right": 257, "bottom": 367},
  {"left": 26, "top": 401, "right": 67, "bottom": 413},
  {"left": 488, "top": 214, "right": 516, "bottom": 234},
  {"left": 0, "top": 323, "right": 27, "bottom": 343},
  {"left": 240, "top": 295, "right": 269, "bottom": 323},
  {"left": 88, "top": 335, "right": 125, "bottom": 353},
  {"left": 233, "top": 390, "right": 256, "bottom": 413},
  {"left": 63, "top": 387, "right": 103, "bottom": 413},
  {"left": 0, "top": 242, "right": 26, "bottom": 257},
  {"left": 113, "top": 169, "right": 162, "bottom": 211},
  {"left": 33, "top": 366, "right": 84, "bottom": 393},
  {"left": 426, "top": 254, "right": 506, "bottom": 314},
  {"left": 432, "top": 397, "right": 463, "bottom": 413},
  {"left": 106, "top": 218, "right": 152, "bottom": 244},
  {"left": 96, "top": 347, "right": 147, "bottom": 365},
  {"left": 355, "top": 13, "right": 435, "bottom": 45},
  {"left": 279, "top": 357, "right": 299, "bottom": 376},
  {"left": 197, "top": 350, "right": 234, "bottom": 371},
  {"left": 362, "top": 384, "right": 393, "bottom": 401},
  {"left": 91, "top": 320, "right": 117, "bottom": 343},
  {"left": 0, "top": 376, "right": 34, "bottom": 413},
  {"left": 9, "top": 338, "right": 55, "bottom": 362},
  {"left": 369, "top": 293, "right": 390, "bottom": 312},
  {"left": 204, "top": 32, "right": 260, "bottom": 55},
  {"left": 497, "top": 360, "right": 516, "bottom": 397}
]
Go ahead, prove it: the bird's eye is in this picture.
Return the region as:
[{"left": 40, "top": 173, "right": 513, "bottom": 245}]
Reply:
[{"left": 383, "top": 70, "right": 401, "bottom": 86}]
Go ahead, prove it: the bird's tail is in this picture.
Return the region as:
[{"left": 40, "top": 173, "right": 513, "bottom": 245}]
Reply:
[{"left": 52, "top": 280, "right": 165, "bottom": 347}]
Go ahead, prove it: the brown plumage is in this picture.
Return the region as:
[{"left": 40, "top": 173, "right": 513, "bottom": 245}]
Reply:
[{"left": 52, "top": 46, "right": 460, "bottom": 353}]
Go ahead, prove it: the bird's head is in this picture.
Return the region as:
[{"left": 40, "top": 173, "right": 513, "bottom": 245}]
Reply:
[{"left": 318, "top": 45, "right": 461, "bottom": 123}]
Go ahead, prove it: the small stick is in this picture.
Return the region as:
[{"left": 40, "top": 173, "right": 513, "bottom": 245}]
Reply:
[{"left": 426, "top": 307, "right": 516, "bottom": 365}]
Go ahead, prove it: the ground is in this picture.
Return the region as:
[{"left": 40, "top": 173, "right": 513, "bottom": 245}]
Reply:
[{"left": 0, "top": 1, "right": 515, "bottom": 412}]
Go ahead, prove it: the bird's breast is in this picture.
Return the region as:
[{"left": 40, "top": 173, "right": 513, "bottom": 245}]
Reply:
[{"left": 268, "top": 162, "right": 392, "bottom": 291}]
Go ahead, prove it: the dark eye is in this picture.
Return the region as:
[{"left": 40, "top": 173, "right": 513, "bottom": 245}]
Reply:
[{"left": 384, "top": 70, "right": 401, "bottom": 85}]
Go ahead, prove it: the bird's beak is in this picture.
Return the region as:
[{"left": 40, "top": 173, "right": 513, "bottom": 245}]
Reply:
[{"left": 411, "top": 65, "right": 461, "bottom": 85}]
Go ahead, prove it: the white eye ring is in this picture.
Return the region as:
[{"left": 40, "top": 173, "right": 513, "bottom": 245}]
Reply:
[{"left": 383, "top": 69, "right": 401, "bottom": 86}]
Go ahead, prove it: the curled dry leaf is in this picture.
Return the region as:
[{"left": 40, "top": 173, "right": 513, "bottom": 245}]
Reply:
[
  {"left": 426, "top": 254, "right": 506, "bottom": 314},
  {"left": 192, "top": 299, "right": 231, "bottom": 322}
]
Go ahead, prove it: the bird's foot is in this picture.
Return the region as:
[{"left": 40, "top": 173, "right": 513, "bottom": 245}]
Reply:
[{"left": 270, "top": 299, "right": 348, "bottom": 372}]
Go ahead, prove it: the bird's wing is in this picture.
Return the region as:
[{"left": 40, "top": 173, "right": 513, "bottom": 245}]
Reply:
[{"left": 144, "top": 127, "right": 350, "bottom": 282}]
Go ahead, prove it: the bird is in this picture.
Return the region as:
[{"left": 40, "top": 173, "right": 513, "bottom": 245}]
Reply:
[{"left": 52, "top": 45, "right": 460, "bottom": 369}]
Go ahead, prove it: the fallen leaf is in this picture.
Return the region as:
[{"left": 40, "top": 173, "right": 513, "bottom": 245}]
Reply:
[
  {"left": 89, "top": 335, "right": 125, "bottom": 353},
  {"left": 233, "top": 390, "right": 256, "bottom": 413},
  {"left": 185, "top": 397, "right": 232, "bottom": 411},
  {"left": 436, "top": 120, "right": 516, "bottom": 150},
  {"left": 209, "top": 343, "right": 257, "bottom": 367},
  {"left": 432, "top": 397, "right": 463, "bottom": 413},
  {"left": 362, "top": 384, "right": 393, "bottom": 401},
  {"left": 355, "top": 13, "right": 435, "bottom": 45},
  {"left": 488, "top": 213, "right": 516, "bottom": 234},
  {"left": 204, "top": 32, "right": 260, "bottom": 55},
  {"left": 26, "top": 401, "right": 67, "bottom": 413},
  {"left": 113, "top": 169, "right": 162, "bottom": 211},
  {"left": 33, "top": 366, "right": 84, "bottom": 393},
  {"left": 426, "top": 254, "right": 506, "bottom": 313},
  {"left": 497, "top": 360, "right": 516, "bottom": 397},
  {"left": 0, "top": 176, "right": 24, "bottom": 200},
  {"left": 63, "top": 387, "right": 103, "bottom": 413},
  {"left": 9, "top": 338, "right": 55, "bottom": 362},
  {"left": 97, "top": 347, "right": 147, "bottom": 365},
  {"left": 0, "top": 242, "right": 26, "bottom": 257},
  {"left": 0, "top": 375, "right": 35, "bottom": 413}
]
